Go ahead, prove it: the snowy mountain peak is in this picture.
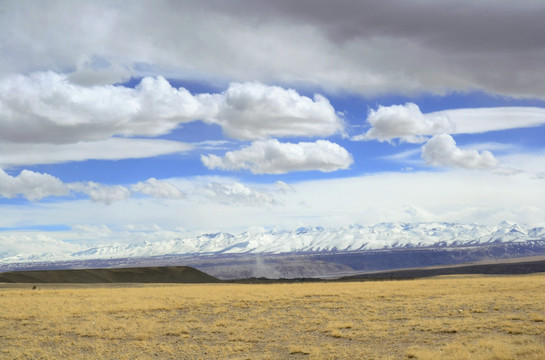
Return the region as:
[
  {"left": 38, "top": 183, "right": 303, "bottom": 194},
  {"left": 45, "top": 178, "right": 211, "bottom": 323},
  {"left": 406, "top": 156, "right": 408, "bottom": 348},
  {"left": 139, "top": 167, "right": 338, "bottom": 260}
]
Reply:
[{"left": 1, "top": 222, "right": 544, "bottom": 264}]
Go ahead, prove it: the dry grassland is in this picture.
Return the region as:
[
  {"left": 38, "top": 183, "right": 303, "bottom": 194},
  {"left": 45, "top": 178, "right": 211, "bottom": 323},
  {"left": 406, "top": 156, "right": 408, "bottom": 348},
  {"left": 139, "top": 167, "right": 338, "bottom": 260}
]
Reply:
[{"left": 1, "top": 274, "right": 544, "bottom": 359}]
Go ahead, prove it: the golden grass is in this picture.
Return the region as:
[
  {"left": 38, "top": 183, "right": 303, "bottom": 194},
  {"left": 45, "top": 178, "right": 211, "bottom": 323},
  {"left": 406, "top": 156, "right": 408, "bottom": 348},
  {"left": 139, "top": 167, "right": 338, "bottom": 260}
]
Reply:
[{"left": 0, "top": 274, "right": 544, "bottom": 359}]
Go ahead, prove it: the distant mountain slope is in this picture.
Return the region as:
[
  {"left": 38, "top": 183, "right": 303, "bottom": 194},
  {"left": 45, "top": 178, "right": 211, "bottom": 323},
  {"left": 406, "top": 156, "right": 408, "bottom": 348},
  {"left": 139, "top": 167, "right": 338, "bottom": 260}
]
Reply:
[
  {"left": 0, "top": 266, "right": 221, "bottom": 284},
  {"left": 340, "top": 257, "right": 545, "bottom": 281}
]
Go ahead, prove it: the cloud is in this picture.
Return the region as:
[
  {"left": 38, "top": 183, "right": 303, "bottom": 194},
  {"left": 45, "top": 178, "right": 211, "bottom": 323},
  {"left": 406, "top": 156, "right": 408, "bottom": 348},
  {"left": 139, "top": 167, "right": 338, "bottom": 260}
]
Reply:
[
  {"left": 357, "top": 104, "right": 545, "bottom": 143},
  {"left": 0, "top": 72, "right": 212, "bottom": 144},
  {"left": 3, "top": 1, "right": 544, "bottom": 98},
  {"left": 495, "top": 151, "right": 545, "bottom": 178},
  {"left": 431, "top": 107, "right": 545, "bottom": 134},
  {"left": 0, "top": 232, "right": 84, "bottom": 259},
  {"left": 201, "top": 139, "right": 353, "bottom": 174},
  {"left": 201, "top": 182, "right": 278, "bottom": 206},
  {"left": 70, "top": 178, "right": 186, "bottom": 204},
  {"left": 0, "top": 169, "right": 69, "bottom": 201},
  {"left": 0, "top": 138, "right": 192, "bottom": 167},
  {"left": 0, "top": 171, "right": 188, "bottom": 204},
  {"left": 193, "top": 140, "right": 234, "bottom": 151},
  {"left": 67, "top": 55, "right": 132, "bottom": 86},
  {"left": 211, "top": 82, "right": 343, "bottom": 140},
  {"left": 357, "top": 103, "right": 454, "bottom": 143},
  {"left": 71, "top": 224, "right": 113, "bottom": 238},
  {"left": 149, "top": 176, "right": 292, "bottom": 208},
  {"left": 422, "top": 134, "right": 499, "bottom": 169},
  {"left": 69, "top": 182, "right": 131, "bottom": 205},
  {"left": 3, "top": 171, "right": 545, "bottom": 239},
  {"left": 274, "top": 180, "right": 295, "bottom": 193},
  {"left": 131, "top": 178, "right": 184, "bottom": 199},
  {"left": 0, "top": 72, "right": 342, "bottom": 149},
  {"left": 0, "top": 168, "right": 134, "bottom": 204}
]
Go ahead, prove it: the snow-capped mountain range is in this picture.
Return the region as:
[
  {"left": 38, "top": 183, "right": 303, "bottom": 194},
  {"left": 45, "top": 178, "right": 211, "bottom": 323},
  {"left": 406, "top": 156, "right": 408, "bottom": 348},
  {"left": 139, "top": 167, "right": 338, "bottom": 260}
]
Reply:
[{"left": 2, "top": 222, "right": 545, "bottom": 265}]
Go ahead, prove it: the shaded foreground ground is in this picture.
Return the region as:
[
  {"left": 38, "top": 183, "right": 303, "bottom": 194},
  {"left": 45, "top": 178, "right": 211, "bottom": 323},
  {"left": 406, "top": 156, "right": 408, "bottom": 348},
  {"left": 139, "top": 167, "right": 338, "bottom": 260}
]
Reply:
[
  {"left": 1, "top": 275, "right": 544, "bottom": 359},
  {"left": 1, "top": 256, "right": 544, "bottom": 284}
]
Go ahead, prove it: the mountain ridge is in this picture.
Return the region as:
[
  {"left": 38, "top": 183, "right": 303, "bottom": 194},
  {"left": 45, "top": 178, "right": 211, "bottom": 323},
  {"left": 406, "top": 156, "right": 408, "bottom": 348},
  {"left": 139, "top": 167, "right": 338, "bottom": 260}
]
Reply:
[{"left": 1, "top": 222, "right": 544, "bottom": 266}]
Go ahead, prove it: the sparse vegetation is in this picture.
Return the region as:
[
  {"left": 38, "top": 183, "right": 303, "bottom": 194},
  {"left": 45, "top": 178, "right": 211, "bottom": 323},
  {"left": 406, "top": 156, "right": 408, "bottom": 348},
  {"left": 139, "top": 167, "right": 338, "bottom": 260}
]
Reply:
[{"left": 1, "top": 274, "right": 544, "bottom": 359}]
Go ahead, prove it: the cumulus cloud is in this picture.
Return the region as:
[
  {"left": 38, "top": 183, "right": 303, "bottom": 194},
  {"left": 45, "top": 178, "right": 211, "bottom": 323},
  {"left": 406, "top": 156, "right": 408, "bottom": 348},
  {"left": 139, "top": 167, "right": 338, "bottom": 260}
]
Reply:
[
  {"left": 70, "top": 178, "right": 187, "bottom": 204},
  {"left": 0, "top": 168, "right": 131, "bottom": 204},
  {"left": 0, "top": 72, "right": 212, "bottom": 144},
  {"left": 3, "top": 1, "right": 544, "bottom": 98},
  {"left": 0, "top": 169, "right": 69, "bottom": 201},
  {"left": 153, "top": 176, "right": 294, "bottom": 208},
  {"left": 0, "top": 72, "right": 342, "bottom": 148},
  {"left": 131, "top": 178, "right": 184, "bottom": 199},
  {"left": 0, "top": 169, "right": 283, "bottom": 206},
  {"left": 356, "top": 103, "right": 455, "bottom": 143},
  {"left": 0, "top": 168, "right": 184, "bottom": 205},
  {"left": 69, "top": 182, "right": 131, "bottom": 205},
  {"left": 422, "top": 134, "right": 499, "bottom": 169},
  {"left": 212, "top": 82, "right": 343, "bottom": 140},
  {"left": 357, "top": 104, "right": 545, "bottom": 143},
  {"left": 201, "top": 139, "right": 353, "bottom": 174}
]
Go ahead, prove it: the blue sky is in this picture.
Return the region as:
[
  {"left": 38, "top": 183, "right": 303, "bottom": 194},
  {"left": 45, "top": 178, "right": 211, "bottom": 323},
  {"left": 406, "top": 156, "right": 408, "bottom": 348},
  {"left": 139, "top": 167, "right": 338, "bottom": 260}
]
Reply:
[{"left": 1, "top": 0, "right": 545, "bottom": 257}]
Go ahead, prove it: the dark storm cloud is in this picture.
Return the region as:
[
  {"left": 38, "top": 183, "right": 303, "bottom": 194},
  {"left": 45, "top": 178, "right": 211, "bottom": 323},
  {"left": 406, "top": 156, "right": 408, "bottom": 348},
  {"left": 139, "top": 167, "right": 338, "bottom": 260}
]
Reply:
[{"left": 1, "top": 0, "right": 544, "bottom": 97}]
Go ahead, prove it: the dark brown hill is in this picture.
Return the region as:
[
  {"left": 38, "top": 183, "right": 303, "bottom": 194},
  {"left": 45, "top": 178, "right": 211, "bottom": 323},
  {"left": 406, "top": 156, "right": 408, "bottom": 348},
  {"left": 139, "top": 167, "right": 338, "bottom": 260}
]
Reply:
[{"left": 0, "top": 266, "right": 221, "bottom": 284}]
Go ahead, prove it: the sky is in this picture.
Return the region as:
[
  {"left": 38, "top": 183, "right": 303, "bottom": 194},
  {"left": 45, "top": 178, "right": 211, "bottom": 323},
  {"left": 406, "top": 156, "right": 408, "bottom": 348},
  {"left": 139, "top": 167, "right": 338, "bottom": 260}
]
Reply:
[{"left": 1, "top": 0, "right": 545, "bottom": 255}]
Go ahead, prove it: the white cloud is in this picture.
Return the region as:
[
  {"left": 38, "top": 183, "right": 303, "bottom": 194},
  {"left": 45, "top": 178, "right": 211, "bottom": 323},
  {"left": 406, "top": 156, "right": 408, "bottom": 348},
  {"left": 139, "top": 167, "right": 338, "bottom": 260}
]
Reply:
[
  {"left": 131, "top": 178, "right": 184, "bottom": 199},
  {"left": 2, "top": 171, "right": 545, "bottom": 239},
  {"left": 69, "top": 182, "right": 131, "bottom": 205},
  {"left": 492, "top": 167, "right": 524, "bottom": 176},
  {"left": 0, "top": 138, "right": 192, "bottom": 167},
  {"left": 212, "top": 82, "right": 344, "bottom": 140},
  {"left": 67, "top": 55, "right": 132, "bottom": 86},
  {"left": 357, "top": 103, "right": 454, "bottom": 143},
  {"left": 358, "top": 104, "right": 545, "bottom": 143},
  {"left": 496, "top": 151, "right": 545, "bottom": 178},
  {"left": 432, "top": 107, "right": 545, "bottom": 134},
  {"left": 280, "top": 171, "right": 545, "bottom": 227},
  {"left": 71, "top": 224, "right": 113, "bottom": 238},
  {"left": 201, "top": 139, "right": 353, "bottom": 174},
  {"left": 382, "top": 148, "right": 422, "bottom": 164},
  {"left": 156, "top": 176, "right": 291, "bottom": 207},
  {"left": 0, "top": 168, "right": 282, "bottom": 206},
  {"left": 0, "top": 72, "right": 212, "bottom": 144},
  {"left": 0, "top": 232, "right": 85, "bottom": 259},
  {"left": 0, "top": 168, "right": 134, "bottom": 205},
  {"left": 0, "top": 169, "right": 69, "bottom": 201},
  {"left": 422, "top": 134, "right": 499, "bottom": 169},
  {"left": 193, "top": 140, "right": 234, "bottom": 151},
  {"left": 201, "top": 182, "right": 278, "bottom": 206},
  {"left": 274, "top": 180, "right": 295, "bottom": 194},
  {"left": 0, "top": 73, "right": 342, "bottom": 151},
  {"left": 70, "top": 178, "right": 186, "bottom": 204}
]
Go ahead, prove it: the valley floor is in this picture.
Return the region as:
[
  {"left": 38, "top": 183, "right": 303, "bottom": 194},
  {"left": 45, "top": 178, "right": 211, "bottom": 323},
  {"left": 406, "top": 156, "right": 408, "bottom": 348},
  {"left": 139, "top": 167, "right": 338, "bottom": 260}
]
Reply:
[{"left": 1, "top": 274, "right": 544, "bottom": 359}]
